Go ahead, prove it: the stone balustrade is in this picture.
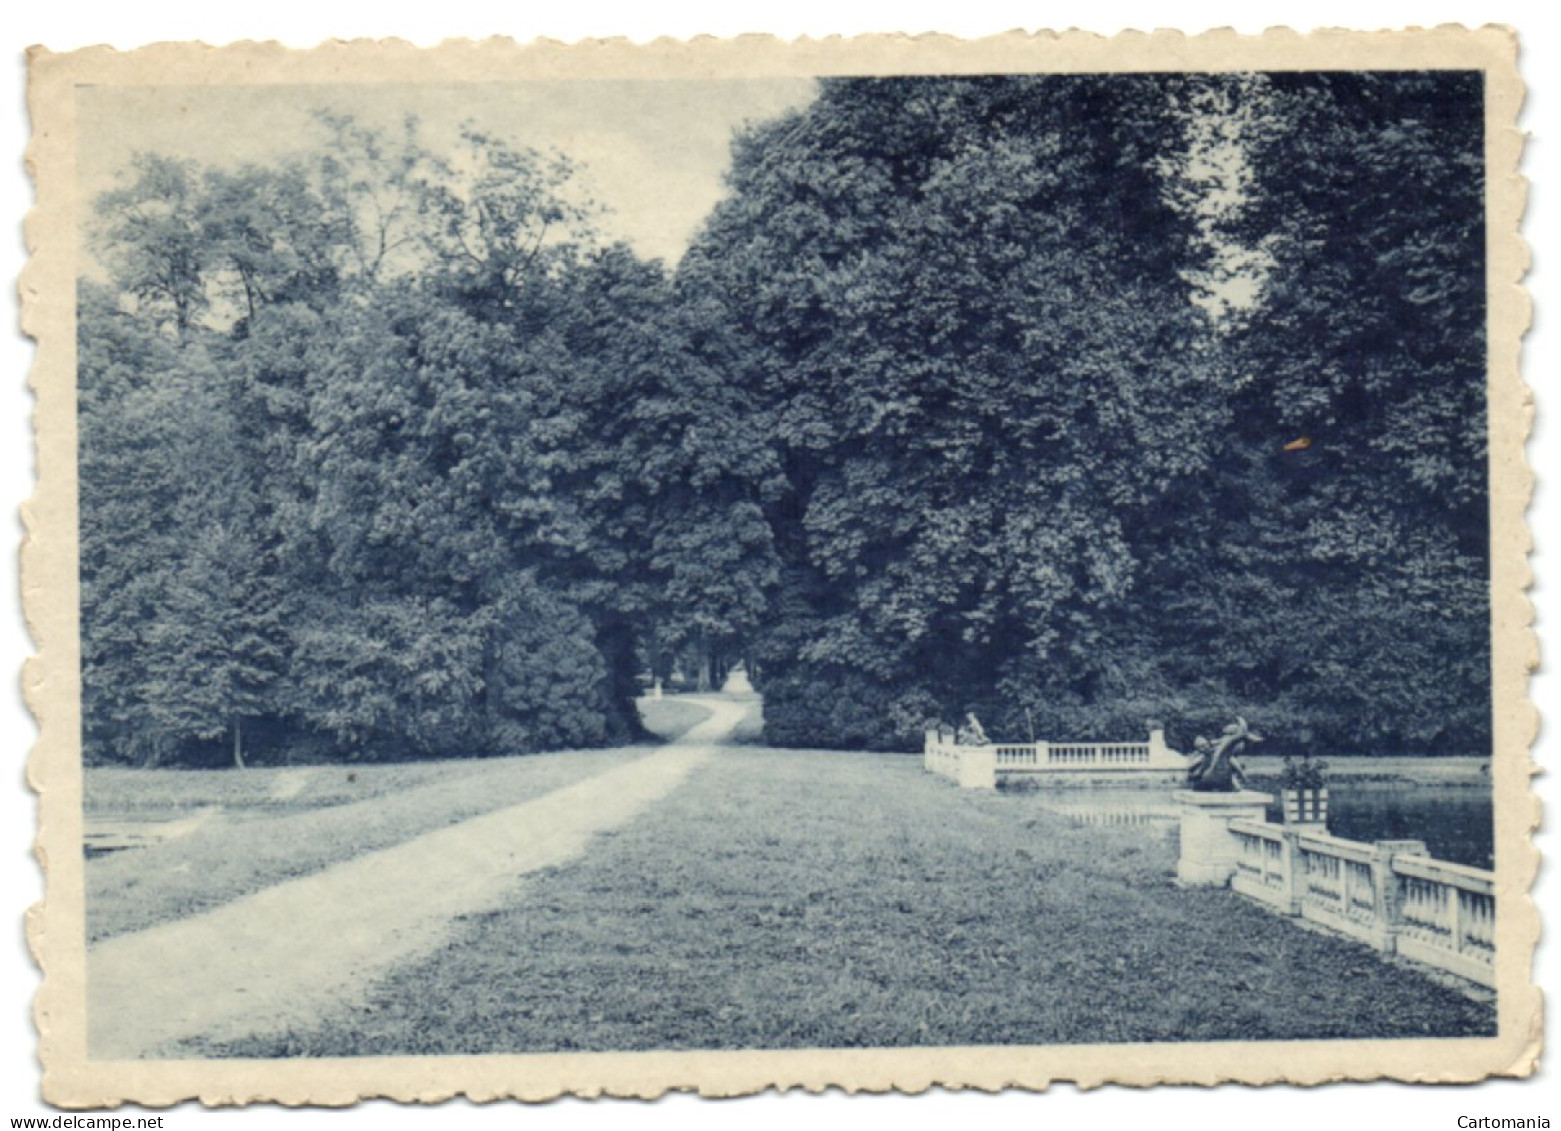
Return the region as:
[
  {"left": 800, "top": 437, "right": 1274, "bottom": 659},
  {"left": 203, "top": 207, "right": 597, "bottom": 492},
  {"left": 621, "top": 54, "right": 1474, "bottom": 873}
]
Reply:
[
  {"left": 1226, "top": 817, "right": 1495, "bottom": 988},
  {"left": 1393, "top": 853, "right": 1496, "bottom": 987},
  {"left": 923, "top": 732, "right": 964, "bottom": 782},
  {"left": 924, "top": 727, "right": 1188, "bottom": 789}
]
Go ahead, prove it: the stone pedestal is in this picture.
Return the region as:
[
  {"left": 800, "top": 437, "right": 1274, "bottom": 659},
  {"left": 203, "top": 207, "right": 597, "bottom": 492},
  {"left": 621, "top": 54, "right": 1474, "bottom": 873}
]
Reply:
[
  {"left": 1174, "top": 789, "right": 1273, "bottom": 886},
  {"left": 957, "top": 746, "right": 997, "bottom": 790}
]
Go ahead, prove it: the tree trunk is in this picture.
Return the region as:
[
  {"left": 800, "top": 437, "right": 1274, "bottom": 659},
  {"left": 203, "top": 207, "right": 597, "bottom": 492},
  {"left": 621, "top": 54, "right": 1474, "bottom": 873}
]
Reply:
[
  {"left": 696, "top": 629, "right": 712, "bottom": 693},
  {"left": 598, "top": 618, "right": 652, "bottom": 742},
  {"left": 232, "top": 716, "right": 246, "bottom": 770}
]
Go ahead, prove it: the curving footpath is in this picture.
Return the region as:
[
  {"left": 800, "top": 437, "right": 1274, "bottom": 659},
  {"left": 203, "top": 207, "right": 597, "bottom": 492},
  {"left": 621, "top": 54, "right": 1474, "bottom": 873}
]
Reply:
[{"left": 87, "top": 696, "right": 748, "bottom": 1060}]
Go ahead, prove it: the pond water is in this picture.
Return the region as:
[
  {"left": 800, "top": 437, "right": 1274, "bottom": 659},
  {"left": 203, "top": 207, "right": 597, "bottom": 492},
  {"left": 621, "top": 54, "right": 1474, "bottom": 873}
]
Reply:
[
  {"left": 1264, "top": 784, "right": 1493, "bottom": 870},
  {"left": 1022, "top": 783, "right": 1493, "bottom": 870}
]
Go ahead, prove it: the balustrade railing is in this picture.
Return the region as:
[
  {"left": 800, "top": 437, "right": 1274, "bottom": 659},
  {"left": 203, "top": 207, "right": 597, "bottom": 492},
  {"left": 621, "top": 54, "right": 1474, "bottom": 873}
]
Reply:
[
  {"left": 1231, "top": 818, "right": 1294, "bottom": 912},
  {"left": 1297, "top": 832, "right": 1384, "bottom": 945},
  {"left": 924, "top": 728, "right": 1185, "bottom": 783},
  {"left": 993, "top": 744, "right": 1040, "bottom": 768},
  {"left": 1393, "top": 854, "right": 1496, "bottom": 987},
  {"left": 1227, "top": 820, "right": 1495, "bottom": 988},
  {"left": 1047, "top": 742, "right": 1151, "bottom": 766},
  {"left": 923, "top": 730, "right": 965, "bottom": 782}
]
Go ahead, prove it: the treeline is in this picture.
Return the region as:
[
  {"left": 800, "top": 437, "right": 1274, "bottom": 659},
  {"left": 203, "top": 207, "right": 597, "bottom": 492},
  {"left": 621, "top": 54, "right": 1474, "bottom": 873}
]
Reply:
[
  {"left": 684, "top": 72, "right": 1489, "bottom": 755},
  {"left": 79, "top": 117, "right": 776, "bottom": 766},
  {"left": 80, "top": 73, "right": 1490, "bottom": 766}
]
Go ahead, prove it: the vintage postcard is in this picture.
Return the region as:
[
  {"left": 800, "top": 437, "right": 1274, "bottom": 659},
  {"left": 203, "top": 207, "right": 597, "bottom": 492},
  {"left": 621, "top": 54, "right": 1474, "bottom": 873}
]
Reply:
[{"left": 23, "top": 27, "right": 1536, "bottom": 1107}]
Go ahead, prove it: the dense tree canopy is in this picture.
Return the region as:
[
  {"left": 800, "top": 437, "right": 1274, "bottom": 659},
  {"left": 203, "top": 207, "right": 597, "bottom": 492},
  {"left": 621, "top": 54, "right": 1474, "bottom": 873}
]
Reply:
[
  {"left": 79, "top": 115, "right": 774, "bottom": 764},
  {"left": 679, "top": 75, "right": 1228, "bottom": 746},
  {"left": 678, "top": 72, "right": 1488, "bottom": 753},
  {"left": 1122, "top": 72, "right": 1490, "bottom": 753},
  {"left": 79, "top": 72, "right": 1490, "bottom": 766}
]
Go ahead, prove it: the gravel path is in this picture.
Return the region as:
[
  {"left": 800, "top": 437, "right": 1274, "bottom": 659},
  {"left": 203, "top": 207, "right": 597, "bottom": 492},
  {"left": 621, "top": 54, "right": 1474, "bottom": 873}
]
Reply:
[{"left": 87, "top": 698, "right": 746, "bottom": 1059}]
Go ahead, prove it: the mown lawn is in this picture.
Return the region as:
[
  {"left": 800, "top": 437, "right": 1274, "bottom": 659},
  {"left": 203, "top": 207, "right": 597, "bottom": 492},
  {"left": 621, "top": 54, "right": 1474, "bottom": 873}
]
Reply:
[
  {"left": 86, "top": 698, "right": 716, "bottom": 943},
  {"left": 86, "top": 749, "right": 659, "bottom": 943},
  {"left": 85, "top": 759, "right": 495, "bottom": 820},
  {"left": 197, "top": 745, "right": 1495, "bottom": 1056},
  {"left": 636, "top": 696, "right": 716, "bottom": 741}
]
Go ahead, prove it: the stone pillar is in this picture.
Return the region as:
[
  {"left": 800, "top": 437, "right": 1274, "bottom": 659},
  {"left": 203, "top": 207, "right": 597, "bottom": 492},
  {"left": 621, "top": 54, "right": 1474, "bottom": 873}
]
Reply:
[
  {"left": 1148, "top": 727, "right": 1187, "bottom": 769},
  {"left": 1276, "top": 827, "right": 1303, "bottom": 915},
  {"left": 1372, "top": 839, "right": 1428, "bottom": 954},
  {"left": 957, "top": 746, "right": 997, "bottom": 790},
  {"left": 1174, "top": 790, "right": 1274, "bottom": 887}
]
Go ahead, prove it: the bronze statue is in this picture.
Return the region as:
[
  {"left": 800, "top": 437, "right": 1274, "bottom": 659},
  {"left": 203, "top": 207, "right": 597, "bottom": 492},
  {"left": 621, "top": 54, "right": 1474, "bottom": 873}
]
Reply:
[{"left": 1185, "top": 716, "right": 1263, "bottom": 792}]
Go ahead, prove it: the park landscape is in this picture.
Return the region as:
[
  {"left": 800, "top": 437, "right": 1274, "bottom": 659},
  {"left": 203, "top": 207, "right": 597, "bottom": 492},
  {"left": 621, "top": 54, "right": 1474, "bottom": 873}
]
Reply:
[
  {"left": 84, "top": 689, "right": 1494, "bottom": 1058},
  {"left": 70, "top": 67, "right": 1502, "bottom": 1060}
]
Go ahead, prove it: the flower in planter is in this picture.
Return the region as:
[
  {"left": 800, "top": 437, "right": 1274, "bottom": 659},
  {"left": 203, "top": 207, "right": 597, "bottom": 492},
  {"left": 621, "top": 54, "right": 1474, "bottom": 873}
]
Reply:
[
  {"left": 1279, "top": 753, "right": 1329, "bottom": 792},
  {"left": 1280, "top": 755, "right": 1330, "bottom": 825}
]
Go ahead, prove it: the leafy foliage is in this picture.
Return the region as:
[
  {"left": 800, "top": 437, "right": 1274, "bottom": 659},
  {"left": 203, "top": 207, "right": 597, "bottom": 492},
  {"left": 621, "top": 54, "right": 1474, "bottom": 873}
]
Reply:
[
  {"left": 78, "top": 75, "right": 1491, "bottom": 765},
  {"left": 682, "top": 76, "right": 1220, "bottom": 748},
  {"left": 1280, "top": 755, "right": 1329, "bottom": 792},
  {"left": 684, "top": 73, "right": 1489, "bottom": 755}
]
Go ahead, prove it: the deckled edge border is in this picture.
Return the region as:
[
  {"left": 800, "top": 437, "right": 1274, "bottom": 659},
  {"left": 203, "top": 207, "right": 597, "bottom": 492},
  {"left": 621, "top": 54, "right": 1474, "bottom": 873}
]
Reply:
[{"left": 19, "top": 25, "right": 1539, "bottom": 1107}]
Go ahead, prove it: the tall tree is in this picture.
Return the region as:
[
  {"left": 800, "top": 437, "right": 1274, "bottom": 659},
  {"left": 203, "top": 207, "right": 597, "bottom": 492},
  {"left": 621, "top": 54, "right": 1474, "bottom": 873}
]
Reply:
[
  {"left": 681, "top": 75, "right": 1221, "bottom": 746},
  {"left": 515, "top": 246, "right": 781, "bottom": 730},
  {"left": 1180, "top": 70, "right": 1490, "bottom": 752},
  {"left": 200, "top": 163, "right": 344, "bottom": 329},
  {"left": 91, "top": 155, "right": 211, "bottom": 340},
  {"left": 283, "top": 288, "right": 611, "bottom": 757},
  {"left": 78, "top": 298, "right": 284, "bottom": 765}
]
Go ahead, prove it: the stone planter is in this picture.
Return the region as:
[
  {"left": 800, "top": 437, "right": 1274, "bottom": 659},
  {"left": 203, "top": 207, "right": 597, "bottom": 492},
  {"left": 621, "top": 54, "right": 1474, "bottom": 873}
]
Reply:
[{"left": 1282, "top": 787, "right": 1328, "bottom": 826}]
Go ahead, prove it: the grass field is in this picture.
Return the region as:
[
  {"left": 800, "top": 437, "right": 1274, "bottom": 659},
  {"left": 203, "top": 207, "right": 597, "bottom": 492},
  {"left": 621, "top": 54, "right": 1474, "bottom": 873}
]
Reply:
[
  {"left": 85, "top": 750, "right": 654, "bottom": 943},
  {"left": 636, "top": 696, "right": 715, "bottom": 741},
  {"left": 194, "top": 742, "right": 1494, "bottom": 1057},
  {"left": 84, "top": 696, "right": 723, "bottom": 943}
]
